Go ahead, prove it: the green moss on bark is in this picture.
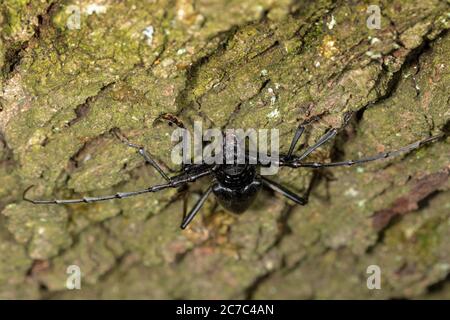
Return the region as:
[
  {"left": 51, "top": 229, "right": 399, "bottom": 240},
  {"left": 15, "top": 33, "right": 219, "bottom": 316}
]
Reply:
[{"left": 0, "top": 0, "right": 449, "bottom": 299}]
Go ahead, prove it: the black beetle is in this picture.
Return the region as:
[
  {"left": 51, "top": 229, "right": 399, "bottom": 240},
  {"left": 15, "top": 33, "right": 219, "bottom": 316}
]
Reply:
[{"left": 24, "top": 117, "right": 442, "bottom": 229}]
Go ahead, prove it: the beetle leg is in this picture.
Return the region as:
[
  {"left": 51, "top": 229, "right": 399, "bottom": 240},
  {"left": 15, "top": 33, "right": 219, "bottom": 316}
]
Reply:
[
  {"left": 286, "top": 124, "right": 306, "bottom": 160},
  {"left": 24, "top": 169, "right": 213, "bottom": 205},
  {"left": 261, "top": 177, "right": 307, "bottom": 205},
  {"left": 180, "top": 186, "right": 213, "bottom": 229},
  {"left": 295, "top": 128, "right": 337, "bottom": 161},
  {"left": 286, "top": 112, "right": 353, "bottom": 161},
  {"left": 285, "top": 134, "right": 443, "bottom": 168},
  {"left": 112, "top": 129, "right": 170, "bottom": 182}
]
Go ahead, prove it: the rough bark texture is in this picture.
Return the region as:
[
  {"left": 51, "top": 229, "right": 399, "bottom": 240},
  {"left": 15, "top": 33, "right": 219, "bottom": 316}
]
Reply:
[{"left": 0, "top": 0, "right": 449, "bottom": 299}]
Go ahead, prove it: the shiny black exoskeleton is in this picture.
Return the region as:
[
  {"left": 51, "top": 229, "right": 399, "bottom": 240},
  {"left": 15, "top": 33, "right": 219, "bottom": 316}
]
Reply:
[
  {"left": 212, "top": 164, "right": 261, "bottom": 214},
  {"left": 24, "top": 115, "right": 442, "bottom": 230}
]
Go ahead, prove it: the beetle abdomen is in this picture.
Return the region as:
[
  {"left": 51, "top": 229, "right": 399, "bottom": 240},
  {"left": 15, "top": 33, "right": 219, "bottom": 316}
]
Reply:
[{"left": 212, "top": 179, "right": 262, "bottom": 214}]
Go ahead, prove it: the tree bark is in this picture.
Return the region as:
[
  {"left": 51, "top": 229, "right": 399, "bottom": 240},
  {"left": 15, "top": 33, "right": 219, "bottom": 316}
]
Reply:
[{"left": 0, "top": 0, "right": 449, "bottom": 299}]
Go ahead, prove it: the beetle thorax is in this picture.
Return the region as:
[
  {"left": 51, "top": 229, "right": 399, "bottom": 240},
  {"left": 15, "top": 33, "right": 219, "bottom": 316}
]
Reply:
[{"left": 215, "top": 164, "right": 256, "bottom": 189}]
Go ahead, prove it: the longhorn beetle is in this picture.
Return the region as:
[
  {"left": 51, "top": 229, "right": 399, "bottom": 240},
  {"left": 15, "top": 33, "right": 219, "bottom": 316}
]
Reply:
[{"left": 24, "top": 114, "right": 443, "bottom": 229}]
